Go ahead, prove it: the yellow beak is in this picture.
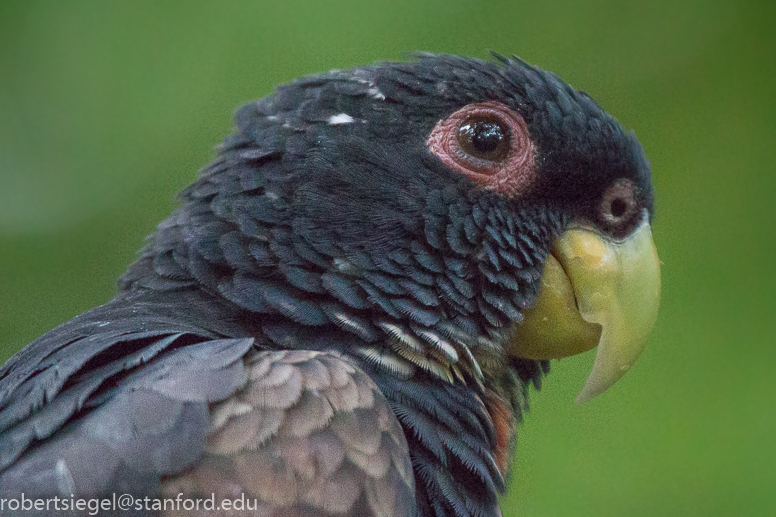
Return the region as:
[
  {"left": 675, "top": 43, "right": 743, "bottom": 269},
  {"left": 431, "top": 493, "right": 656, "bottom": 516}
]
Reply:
[{"left": 510, "top": 216, "right": 661, "bottom": 402}]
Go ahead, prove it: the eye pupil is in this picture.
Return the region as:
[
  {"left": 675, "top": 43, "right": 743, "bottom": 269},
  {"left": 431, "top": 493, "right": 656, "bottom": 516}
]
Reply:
[
  {"left": 457, "top": 119, "right": 509, "bottom": 161},
  {"left": 470, "top": 122, "right": 503, "bottom": 152}
]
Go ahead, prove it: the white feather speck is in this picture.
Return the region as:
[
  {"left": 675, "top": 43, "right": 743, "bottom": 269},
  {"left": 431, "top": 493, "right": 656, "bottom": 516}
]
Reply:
[
  {"left": 328, "top": 113, "right": 356, "bottom": 125},
  {"left": 368, "top": 87, "right": 385, "bottom": 100}
]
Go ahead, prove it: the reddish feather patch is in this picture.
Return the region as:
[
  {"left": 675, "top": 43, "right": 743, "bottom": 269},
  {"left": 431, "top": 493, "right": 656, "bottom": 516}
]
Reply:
[{"left": 482, "top": 391, "right": 516, "bottom": 476}]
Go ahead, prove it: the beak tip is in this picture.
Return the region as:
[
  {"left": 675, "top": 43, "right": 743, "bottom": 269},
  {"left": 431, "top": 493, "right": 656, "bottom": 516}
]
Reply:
[{"left": 574, "top": 385, "right": 599, "bottom": 404}]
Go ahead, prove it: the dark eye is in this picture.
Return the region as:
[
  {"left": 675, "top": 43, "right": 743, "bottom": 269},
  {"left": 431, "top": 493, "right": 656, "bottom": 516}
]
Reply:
[
  {"left": 457, "top": 119, "right": 510, "bottom": 162},
  {"left": 599, "top": 179, "right": 641, "bottom": 236},
  {"left": 426, "top": 101, "right": 536, "bottom": 197}
]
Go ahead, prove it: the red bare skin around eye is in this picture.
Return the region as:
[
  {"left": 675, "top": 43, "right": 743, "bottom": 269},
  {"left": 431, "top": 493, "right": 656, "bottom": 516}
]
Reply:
[{"left": 427, "top": 101, "right": 536, "bottom": 198}]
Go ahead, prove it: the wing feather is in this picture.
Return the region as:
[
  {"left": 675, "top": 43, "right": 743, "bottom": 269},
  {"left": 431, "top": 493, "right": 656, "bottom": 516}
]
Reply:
[{"left": 161, "top": 350, "right": 416, "bottom": 517}]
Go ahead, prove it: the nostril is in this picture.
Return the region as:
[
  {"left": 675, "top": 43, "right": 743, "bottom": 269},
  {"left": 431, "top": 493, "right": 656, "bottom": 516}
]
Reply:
[
  {"left": 597, "top": 179, "right": 641, "bottom": 238},
  {"left": 610, "top": 198, "right": 627, "bottom": 218}
]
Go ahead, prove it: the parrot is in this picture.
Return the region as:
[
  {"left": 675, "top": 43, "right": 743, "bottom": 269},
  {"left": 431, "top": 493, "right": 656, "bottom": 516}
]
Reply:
[{"left": 0, "top": 53, "right": 660, "bottom": 516}]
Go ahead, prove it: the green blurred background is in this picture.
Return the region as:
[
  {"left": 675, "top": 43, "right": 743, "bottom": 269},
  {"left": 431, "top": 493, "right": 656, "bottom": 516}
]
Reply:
[{"left": 1, "top": 1, "right": 774, "bottom": 515}]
